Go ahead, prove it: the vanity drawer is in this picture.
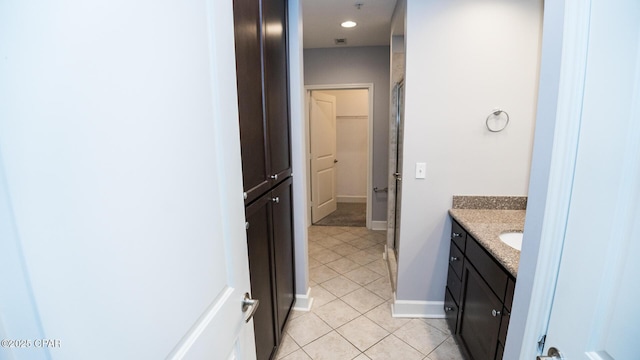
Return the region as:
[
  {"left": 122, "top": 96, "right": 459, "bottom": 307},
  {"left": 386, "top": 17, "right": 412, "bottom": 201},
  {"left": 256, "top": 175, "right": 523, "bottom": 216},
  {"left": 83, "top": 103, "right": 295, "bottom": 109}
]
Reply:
[
  {"left": 447, "top": 266, "right": 463, "bottom": 305},
  {"left": 444, "top": 288, "right": 459, "bottom": 334},
  {"left": 465, "top": 236, "right": 508, "bottom": 302},
  {"left": 451, "top": 220, "right": 467, "bottom": 251},
  {"left": 449, "top": 241, "right": 464, "bottom": 280}
]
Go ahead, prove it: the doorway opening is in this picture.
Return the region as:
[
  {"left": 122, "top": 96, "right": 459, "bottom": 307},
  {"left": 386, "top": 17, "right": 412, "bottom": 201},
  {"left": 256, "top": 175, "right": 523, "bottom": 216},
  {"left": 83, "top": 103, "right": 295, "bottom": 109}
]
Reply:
[{"left": 305, "top": 84, "right": 374, "bottom": 229}]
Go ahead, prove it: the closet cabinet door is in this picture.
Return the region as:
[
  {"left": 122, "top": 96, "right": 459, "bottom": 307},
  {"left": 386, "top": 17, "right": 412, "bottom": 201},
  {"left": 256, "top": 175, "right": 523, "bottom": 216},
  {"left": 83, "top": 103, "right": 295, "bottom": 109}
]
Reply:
[
  {"left": 262, "top": 0, "right": 292, "bottom": 182},
  {"left": 245, "top": 197, "right": 277, "bottom": 360},
  {"left": 271, "top": 178, "right": 295, "bottom": 336},
  {"left": 233, "top": 0, "right": 271, "bottom": 204}
]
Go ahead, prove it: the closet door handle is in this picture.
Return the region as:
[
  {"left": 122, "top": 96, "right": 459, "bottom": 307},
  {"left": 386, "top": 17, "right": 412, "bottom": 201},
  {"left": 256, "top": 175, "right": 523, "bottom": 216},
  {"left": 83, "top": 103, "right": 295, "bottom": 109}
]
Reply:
[{"left": 242, "top": 293, "right": 260, "bottom": 323}]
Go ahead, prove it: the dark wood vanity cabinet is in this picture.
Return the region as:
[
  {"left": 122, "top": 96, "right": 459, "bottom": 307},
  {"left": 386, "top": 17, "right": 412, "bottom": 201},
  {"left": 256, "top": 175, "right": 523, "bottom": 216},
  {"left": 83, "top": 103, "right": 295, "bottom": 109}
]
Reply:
[
  {"left": 245, "top": 178, "right": 295, "bottom": 360},
  {"left": 233, "top": 0, "right": 292, "bottom": 206},
  {"left": 233, "top": 0, "right": 294, "bottom": 358},
  {"left": 445, "top": 219, "right": 516, "bottom": 360}
]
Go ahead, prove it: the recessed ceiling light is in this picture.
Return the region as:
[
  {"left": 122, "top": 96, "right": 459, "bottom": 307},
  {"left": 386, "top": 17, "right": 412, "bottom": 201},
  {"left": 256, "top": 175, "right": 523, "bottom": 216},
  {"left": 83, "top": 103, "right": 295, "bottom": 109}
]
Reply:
[{"left": 341, "top": 21, "right": 357, "bottom": 28}]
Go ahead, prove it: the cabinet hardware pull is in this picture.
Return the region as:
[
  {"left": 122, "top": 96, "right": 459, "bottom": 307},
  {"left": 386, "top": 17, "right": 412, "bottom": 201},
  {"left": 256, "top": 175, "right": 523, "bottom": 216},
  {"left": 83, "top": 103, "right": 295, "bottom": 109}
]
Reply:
[
  {"left": 445, "top": 306, "right": 454, "bottom": 312},
  {"left": 270, "top": 174, "right": 278, "bottom": 180},
  {"left": 245, "top": 222, "right": 250, "bottom": 230},
  {"left": 243, "top": 192, "right": 248, "bottom": 200},
  {"left": 491, "top": 309, "right": 502, "bottom": 317},
  {"left": 452, "top": 232, "right": 462, "bottom": 238},
  {"left": 450, "top": 256, "right": 459, "bottom": 262},
  {"left": 271, "top": 197, "right": 280, "bottom": 204}
]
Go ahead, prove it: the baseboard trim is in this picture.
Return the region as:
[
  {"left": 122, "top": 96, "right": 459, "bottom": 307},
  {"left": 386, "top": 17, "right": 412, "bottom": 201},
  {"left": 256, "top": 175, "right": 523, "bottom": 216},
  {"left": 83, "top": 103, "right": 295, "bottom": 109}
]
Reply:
[
  {"left": 391, "top": 294, "right": 445, "bottom": 318},
  {"left": 371, "top": 221, "right": 388, "bottom": 231},
  {"left": 336, "top": 196, "right": 366, "bottom": 203},
  {"left": 293, "top": 287, "right": 313, "bottom": 311}
]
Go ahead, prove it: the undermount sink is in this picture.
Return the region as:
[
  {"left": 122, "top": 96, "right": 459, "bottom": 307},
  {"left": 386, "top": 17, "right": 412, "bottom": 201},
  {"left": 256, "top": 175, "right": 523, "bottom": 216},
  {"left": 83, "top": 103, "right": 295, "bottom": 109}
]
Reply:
[{"left": 499, "top": 232, "right": 523, "bottom": 251}]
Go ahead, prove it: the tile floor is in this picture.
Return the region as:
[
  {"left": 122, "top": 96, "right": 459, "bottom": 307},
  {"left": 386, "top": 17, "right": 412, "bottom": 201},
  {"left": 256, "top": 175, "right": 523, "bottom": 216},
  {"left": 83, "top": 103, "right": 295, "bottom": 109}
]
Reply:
[{"left": 275, "top": 225, "right": 465, "bottom": 360}]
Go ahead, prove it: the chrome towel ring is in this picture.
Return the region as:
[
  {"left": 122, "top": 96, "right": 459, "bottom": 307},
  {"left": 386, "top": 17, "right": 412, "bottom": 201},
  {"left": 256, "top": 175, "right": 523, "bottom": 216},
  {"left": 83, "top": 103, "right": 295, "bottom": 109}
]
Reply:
[{"left": 486, "top": 109, "right": 509, "bottom": 132}]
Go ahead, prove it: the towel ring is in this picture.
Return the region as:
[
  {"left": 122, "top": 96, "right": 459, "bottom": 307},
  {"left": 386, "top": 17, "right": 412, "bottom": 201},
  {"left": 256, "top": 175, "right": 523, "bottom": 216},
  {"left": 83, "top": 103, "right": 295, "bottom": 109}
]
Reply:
[{"left": 486, "top": 109, "right": 509, "bottom": 132}]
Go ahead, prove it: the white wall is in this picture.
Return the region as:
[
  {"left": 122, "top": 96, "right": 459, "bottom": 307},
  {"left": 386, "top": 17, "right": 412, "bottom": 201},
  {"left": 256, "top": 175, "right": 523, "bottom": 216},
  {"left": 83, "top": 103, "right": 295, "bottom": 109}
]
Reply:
[
  {"left": 304, "top": 47, "right": 390, "bottom": 221},
  {"left": 318, "top": 90, "right": 368, "bottom": 202},
  {"left": 288, "top": 0, "right": 312, "bottom": 309},
  {"left": 397, "top": 0, "right": 543, "bottom": 304}
]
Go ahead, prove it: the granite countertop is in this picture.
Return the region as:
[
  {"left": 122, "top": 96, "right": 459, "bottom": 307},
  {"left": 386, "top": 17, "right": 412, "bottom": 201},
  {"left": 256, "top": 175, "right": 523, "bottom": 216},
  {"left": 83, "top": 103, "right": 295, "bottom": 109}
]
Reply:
[{"left": 449, "top": 205, "right": 525, "bottom": 277}]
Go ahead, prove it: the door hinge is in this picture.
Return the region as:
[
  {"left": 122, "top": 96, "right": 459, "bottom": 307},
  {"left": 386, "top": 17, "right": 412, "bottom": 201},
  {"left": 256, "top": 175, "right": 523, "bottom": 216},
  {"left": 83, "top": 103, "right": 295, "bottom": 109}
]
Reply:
[{"left": 537, "top": 334, "right": 547, "bottom": 353}]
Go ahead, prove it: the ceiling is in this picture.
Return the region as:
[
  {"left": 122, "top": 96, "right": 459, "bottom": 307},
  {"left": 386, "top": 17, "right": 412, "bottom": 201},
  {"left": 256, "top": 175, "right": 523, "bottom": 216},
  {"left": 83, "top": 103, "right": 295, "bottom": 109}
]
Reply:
[{"left": 301, "top": 0, "right": 398, "bottom": 49}]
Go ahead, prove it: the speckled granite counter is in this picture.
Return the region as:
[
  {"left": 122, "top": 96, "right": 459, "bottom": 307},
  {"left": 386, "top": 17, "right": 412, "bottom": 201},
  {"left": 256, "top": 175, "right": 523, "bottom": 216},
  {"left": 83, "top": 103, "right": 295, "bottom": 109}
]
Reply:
[{"left": 449, "top": 197, "right": 526, "bottom": 277}]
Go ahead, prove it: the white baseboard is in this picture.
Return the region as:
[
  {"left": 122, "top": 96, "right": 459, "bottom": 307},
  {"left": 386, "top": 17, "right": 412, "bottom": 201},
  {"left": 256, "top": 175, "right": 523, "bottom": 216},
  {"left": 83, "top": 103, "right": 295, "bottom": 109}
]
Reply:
[
  {"left": 371, "top": 221, "right": 388, "bottom": 231},
  {"left": 337, "top": 196, "right": 366, "bottom": 203},
  {"left": 293, "top": 287, "right": 313, "bottom": 311},
  {"left": 391, "top": 293, "right": 445, "bottom": 318}
]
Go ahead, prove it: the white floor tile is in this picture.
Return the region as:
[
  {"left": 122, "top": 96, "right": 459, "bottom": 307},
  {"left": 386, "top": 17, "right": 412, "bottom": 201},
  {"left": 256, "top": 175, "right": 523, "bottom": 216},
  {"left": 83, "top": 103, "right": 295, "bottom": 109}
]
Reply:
[
  {"left": 285, "top": 312, "right": 333, "bottom": 346},
  {"left": 313, "top": 298, "right": 360, "bottom": 328},
  {"left": 320, "top": 276, "right": 361, "bottom": 298},
  {"left": 364, "top": 334, "right": 425, "bottom": 360},
  {"left": 309, "top": 264, "right": 340, "bottom": 283},
  {"left": 344, "top": 266, "right": 383, "bottom": 286},
  {"left": 309, "top": 286, "right": 337, "bottom": 309},
  {"left": 364, "top": 303, "right": 410, "bottom": 333},
  {"left": 303, "top": 331, "right": 361, "bottom": 360},
  {"left": 337, "top": 316, "right": 389, "bottom": 351},
  {"left": 325, "top": 257, "right": 361, "bottom": 274},
  {"left": 341, "top": 287, "right": 386, "bottom": 314},
  {"left": 275, "top": 333, "right": 301, "bottom": 359},
  {"left": 426, "top": 336, "right": 465, "bottom": 360},
  {"left": 393, "top": 319, "right": 449, "bottom": 355},
  {"left": 296, "top": 226, "right": 464, "bottom": 360},
  {"left": 280, "top": 348, "right": 312, "bottom": 360}
]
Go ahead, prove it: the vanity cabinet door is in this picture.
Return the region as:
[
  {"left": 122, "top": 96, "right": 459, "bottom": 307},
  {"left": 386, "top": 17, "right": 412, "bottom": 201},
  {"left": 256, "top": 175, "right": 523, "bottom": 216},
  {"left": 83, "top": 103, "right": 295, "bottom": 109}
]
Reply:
[
  {"left": 459, "top": 263, "right": 502, "bottom": 360},
  {"left": 466, "top": 236, "right": 508, "bottom": 302}
]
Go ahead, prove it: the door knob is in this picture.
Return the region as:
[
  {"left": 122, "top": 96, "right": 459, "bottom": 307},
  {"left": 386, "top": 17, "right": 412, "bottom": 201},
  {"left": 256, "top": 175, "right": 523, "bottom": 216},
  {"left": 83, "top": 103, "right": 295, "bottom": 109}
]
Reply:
[
  {"left": 242, "top": 292, "right": 260, "bottom": 323},
  {"left": 536, "top": 347, "right": 564, "bottom": 360},
  {"left": 334, "top": 159, "right": 338, "bottom": 163}
]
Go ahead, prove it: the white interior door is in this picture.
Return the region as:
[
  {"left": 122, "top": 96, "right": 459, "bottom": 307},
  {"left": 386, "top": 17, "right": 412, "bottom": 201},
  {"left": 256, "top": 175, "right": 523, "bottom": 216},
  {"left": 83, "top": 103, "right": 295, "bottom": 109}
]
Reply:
[
  {"left": 0, "top": 1, "right": 255, "bottom": 359},
  {"left": 310, "top": 91, "right": 338, "bottom": 223},
  {"left": 541, "top": 1, "right": 640, "bottom": 358}
]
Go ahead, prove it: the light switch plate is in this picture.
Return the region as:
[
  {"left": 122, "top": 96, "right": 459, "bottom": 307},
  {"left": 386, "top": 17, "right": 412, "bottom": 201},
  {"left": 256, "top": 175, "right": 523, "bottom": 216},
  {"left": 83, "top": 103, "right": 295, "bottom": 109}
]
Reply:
[{"left": 416, "top": 162, "right": 426, "bottom": 179}]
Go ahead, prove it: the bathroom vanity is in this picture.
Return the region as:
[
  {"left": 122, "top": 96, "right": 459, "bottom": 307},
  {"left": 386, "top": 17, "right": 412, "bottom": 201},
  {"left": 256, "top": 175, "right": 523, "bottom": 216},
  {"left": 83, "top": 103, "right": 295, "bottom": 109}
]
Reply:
[{"left": 445, "top": 197, "right": 525, "bottom": 360}]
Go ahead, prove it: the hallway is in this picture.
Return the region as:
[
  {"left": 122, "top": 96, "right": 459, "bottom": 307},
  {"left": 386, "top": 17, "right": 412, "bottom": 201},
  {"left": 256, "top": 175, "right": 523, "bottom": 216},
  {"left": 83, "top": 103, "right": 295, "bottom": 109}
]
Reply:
[{"left": 275, "top": 226, "right": 464, "bottom": 359}]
